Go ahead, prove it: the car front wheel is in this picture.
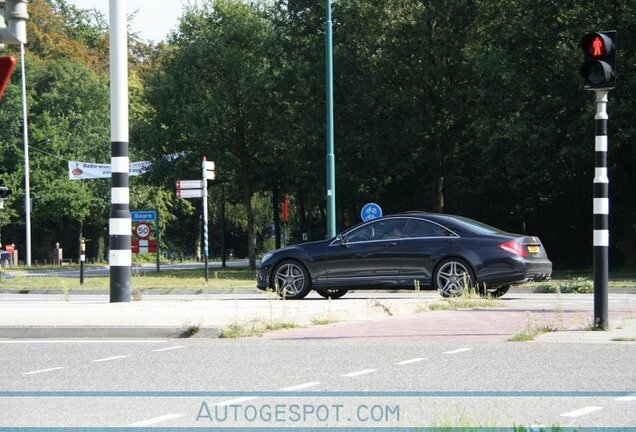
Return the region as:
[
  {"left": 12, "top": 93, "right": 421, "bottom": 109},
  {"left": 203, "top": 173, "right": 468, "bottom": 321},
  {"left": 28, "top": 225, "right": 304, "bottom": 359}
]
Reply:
[
  {"left": 273, "top": 260, "right": 312, "bottom": 299},
  {"left": 434, "top": 258, "right": 475, "bottom": 298}
]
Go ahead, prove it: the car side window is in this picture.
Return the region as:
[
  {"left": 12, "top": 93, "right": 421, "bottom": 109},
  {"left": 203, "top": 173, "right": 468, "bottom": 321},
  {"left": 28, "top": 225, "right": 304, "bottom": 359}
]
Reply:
[
  {"left": 346, "top": 219, "right": 408, "bottom": 243},
  {"left": 403, "top": 219, "right": 453, "bottom": 238}
]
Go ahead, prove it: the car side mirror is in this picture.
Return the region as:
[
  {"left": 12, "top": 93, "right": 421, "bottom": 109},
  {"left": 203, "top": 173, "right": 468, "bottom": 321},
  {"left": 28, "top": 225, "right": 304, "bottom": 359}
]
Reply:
[{"left": 335, "top": 234, "right": 348, "bottom": 247}]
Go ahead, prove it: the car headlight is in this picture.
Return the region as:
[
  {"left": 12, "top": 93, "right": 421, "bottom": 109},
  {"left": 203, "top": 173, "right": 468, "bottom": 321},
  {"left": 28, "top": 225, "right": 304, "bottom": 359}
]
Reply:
[{"left": 261, "top": 252, "right": 273, "bottom": 264}]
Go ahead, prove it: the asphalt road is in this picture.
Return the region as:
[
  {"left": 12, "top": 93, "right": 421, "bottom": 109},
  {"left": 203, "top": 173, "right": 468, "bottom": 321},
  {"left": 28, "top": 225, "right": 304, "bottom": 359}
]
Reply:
[{"left": 1, "top": 331, "right": 634, "bottom": 428}]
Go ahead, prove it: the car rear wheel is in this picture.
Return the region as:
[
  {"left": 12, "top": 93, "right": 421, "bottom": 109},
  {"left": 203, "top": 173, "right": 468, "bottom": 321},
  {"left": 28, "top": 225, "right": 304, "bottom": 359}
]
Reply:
[
  {"left": 316, "top": 289, "right": 348, "bottom": 299},
  {"left": 273, "top": 260, "right": 312, "bottom": 299},
  {"left": 434, "top": 258, "right": 475, "bottom": 298}
]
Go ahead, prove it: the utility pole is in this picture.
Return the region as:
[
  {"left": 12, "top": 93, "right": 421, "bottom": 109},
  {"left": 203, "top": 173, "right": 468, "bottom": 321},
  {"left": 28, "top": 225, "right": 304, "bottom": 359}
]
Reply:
[
  {"left": 580, "top": 31, "right": 616, "bottom": 329},
  {"left": 108, "top": 0, "right": 131, "bottom": 302},
  {"left": 325, "top": 0, "right": 336, "bottom": 238}
]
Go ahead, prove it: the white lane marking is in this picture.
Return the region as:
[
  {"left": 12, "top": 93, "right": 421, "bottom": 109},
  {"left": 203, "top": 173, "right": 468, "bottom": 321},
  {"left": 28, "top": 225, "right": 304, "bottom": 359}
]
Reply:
[
  {"left": 395, "top": 357, "right": 428, "bottom": 365},
  {"left": 0, "top": 340, "right": 166, "bottom": 344},
  {"left": 23, "top": 367, "right": 66, "bottom": 375},
  {"left": 127, "top": 413, "right": 183, "bottom": 427},
  {"left": 342, "top": 368, "right": 377, "bottom": 377},
  {"left": 616, "top": 393, "right": 636, "bottom": 401},
  {"left": 215, "top": 396, "right": 258, "bottom": 406},
  {"left": 443, "top": 348, "right": 472, "bottom": 355},
  {"left": 560, "top": 406, "right": 603, "bottom": 418},
  {"left": 91, "top": 355, "right": 130, "bottom": 363},
  {"left": 151, "top": 345, "right": 186, "bottom": 353},
  {"left": 281, "top": 382, "right": 320, "bottom": 391}
]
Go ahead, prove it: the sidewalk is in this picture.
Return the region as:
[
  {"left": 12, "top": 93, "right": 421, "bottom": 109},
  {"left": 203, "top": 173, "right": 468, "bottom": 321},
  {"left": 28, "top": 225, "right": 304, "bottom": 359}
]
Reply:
[
  {"left": 0, "top": 292, "right": 427, "bottom": 339},
  {"left": 0, "top": 292, "right": 633, "bottom": 341}
]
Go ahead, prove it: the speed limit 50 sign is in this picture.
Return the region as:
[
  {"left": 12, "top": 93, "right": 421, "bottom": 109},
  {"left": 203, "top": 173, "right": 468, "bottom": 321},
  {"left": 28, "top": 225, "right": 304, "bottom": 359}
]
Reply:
[{"left": 135, "top": 222, "right": 152, "bottom": 239}]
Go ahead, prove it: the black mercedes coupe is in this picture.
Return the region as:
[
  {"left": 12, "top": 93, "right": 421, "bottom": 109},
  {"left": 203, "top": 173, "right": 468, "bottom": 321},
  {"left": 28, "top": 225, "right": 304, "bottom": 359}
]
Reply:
[{"left": 256, "top": 212, "right": 552, "bottom": 299}]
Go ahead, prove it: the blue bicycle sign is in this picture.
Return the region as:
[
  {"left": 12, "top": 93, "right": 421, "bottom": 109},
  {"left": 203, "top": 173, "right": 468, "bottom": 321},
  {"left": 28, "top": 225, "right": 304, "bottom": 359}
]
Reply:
[{"left": 360, "top": 203, "right": 383, "bottom": 222}]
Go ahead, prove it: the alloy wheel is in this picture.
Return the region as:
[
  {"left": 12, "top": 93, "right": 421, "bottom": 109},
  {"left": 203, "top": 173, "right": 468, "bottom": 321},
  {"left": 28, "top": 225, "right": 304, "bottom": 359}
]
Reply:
[
  {"left": 274, "top": 262, "right": 306, "bottom": 296},
  {"left": 436, "top": 260, "right": 473, "bottom": 297}
]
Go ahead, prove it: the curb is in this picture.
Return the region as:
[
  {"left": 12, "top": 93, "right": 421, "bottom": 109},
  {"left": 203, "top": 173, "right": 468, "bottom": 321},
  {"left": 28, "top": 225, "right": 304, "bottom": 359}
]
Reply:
[{"left": 0, "top": 326, "right": 220, "bottom": 339}]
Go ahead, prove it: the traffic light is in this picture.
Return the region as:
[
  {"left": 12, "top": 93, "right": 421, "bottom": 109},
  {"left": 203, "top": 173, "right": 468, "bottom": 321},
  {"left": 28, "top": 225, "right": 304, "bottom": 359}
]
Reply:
[
  {"left": 580, "top": 31, "right": 616, "bottom": 90},
  {"left": 281, "top": 195, "right": 289, "bottom": 222},
  {"left": 0, "top": 56, "right": 17, "bottom": 101}
]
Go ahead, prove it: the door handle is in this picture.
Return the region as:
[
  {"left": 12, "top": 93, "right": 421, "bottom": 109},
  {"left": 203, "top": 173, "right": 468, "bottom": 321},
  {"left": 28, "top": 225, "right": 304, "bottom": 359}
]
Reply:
[{"left": 384, "top": 242, "right": 397, "bottom": 247}]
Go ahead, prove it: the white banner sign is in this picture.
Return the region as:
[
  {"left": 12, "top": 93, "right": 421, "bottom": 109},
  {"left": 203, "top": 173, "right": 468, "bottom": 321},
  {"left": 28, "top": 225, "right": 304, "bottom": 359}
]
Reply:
[{"left": 68, "top": 160, "right": 152, "bottom": 180}]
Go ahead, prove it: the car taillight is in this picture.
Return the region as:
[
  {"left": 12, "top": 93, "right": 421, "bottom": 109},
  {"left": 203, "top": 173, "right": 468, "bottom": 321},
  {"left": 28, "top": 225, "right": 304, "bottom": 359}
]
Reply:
[{"left": 499, "top": 240, "right": 527, "bottom": 257}]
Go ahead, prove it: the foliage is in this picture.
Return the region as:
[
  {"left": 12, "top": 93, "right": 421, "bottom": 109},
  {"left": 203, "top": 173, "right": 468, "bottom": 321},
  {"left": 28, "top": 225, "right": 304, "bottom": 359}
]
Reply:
[{"left": 2, "top": 0, "right": 636, "bottom": 269}]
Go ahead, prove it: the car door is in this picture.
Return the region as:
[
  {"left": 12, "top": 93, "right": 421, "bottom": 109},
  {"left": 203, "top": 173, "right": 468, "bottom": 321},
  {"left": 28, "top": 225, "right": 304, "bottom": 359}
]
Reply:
[
  {"left": 400, "top": 218, "right": 457, "bottom": 281},
  {"left": 323, "top": 218, "right": 407, "bottom": 285}
]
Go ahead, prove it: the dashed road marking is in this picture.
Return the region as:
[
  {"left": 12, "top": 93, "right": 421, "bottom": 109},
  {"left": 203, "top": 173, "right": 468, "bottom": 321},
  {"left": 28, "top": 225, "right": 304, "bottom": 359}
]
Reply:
[
  {"left": 151, "top": 346, "right": 186, "bottom": 353},
  {"left": 215, "top": 396, "right": 258, "bottom": 406},
  {"left": 395, "top": 357, "right": 428, "bottom": 365},
  {"left": 342, "top": 368, "right": 377, "bottom": 377},
  {"left": 91, "top": 355, "right": 130, "bottom": 363},
  {"left": 281, "top": 382, "right": 321, "bottom": 391},
  {"left": 616, "top": 393, "right": 636, "bottom": 402},
  {"left": 560, "top": 406, "right": 603, "bottom": 418},
  {"left": 127, "top": 413, "right": 183, "bottom": 427},
  {"left": 23, "top": 367, "right": 66, "bottom": 375},
  {"left": 443, "top": 348, "right": 472, "bottom": 355}
]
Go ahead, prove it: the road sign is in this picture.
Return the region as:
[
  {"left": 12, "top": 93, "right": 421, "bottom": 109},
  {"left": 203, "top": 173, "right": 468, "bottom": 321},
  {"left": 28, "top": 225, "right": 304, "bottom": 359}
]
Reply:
[
  {"left": 132, "top": 239, "right": 157, "bottom": 254},
  {"left": 202, "top": 160, "right": 215, "bottom": 180},
  {"left": 177, "top": 188, "right": 205, "bottom": 199},
  {"left": 131, "top": 210, "right": 157, "bottom": 222},
  {"left": 135, "top": 222, "right": 152, "bottom": 239},
  {"left": 360, "top": 202, "right": 383, "bottom": 222},
  {"left": 176, "top": 179, "right": 204, "bottom": 189}
]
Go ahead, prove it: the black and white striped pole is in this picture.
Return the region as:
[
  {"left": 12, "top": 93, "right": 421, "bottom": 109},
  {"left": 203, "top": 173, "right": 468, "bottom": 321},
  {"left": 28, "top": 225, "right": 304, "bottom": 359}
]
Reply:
[
  {"left": 581, "top": 31, "right": 616, "bottom": 330},
  {"left": 108, "top": 0, "right": 131, "bottom": 302},
  {"left": 593, "top": 90, "right": 609, "bottom": 329}
]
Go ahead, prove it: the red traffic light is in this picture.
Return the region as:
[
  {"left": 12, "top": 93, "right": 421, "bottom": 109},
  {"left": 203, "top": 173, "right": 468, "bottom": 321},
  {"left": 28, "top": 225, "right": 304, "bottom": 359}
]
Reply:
[
  {"left": 581, "top": 33, "right": 612, "bottom": 58},
  {"left": 0, "top": 56, "right": 17, "bottom": 101},
  {"left": 580, "top": 31, "right": 616, "bottom": 90},
  {"left": 281, "top": 195, "right": 289, "bottom": 222}
]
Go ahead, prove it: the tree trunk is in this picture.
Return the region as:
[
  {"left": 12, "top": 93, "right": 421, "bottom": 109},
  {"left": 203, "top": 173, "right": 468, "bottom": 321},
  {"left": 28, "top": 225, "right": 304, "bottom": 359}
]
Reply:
[
  {"left": 273, "top": 186, "right": 281, "bottom": 249},
  {"left": 246, "top": 192, "right": 256, "bottom": 270},
  {"left": 433, "top": 156, "right": 445, "bottom": 213},
  {"left": 623, "top": 210, "right": 635, "bottom": 266}
]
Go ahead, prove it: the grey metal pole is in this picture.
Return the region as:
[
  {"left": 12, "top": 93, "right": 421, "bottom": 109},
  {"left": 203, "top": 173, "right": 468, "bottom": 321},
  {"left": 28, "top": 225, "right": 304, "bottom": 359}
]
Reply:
[
  {"left": 108, "top": 0, "right": 131, "bottom": 302},
  {"left": 202, "top": 157, "right": 209, "bottom": 282},
  {"left": 156, "top": 208, "right": 160, "bottom": 273},
  {"left": 593, "top": 90, "right": 609, "bottom": 329},
  {"left": 325, "top": 0, "right": 336, "bottom": 238},
  {"left": 20, "top": 43, "right": 31, "bottom": 267},
  {"left": 79, "top": 239, "right": 85, "bottom": 284}
]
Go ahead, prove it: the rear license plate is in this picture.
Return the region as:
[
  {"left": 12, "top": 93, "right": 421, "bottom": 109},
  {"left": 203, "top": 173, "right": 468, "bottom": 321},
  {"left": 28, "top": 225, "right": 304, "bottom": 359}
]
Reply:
[{"left": 527, "top": 245, "right": 540, "bottom": 254}]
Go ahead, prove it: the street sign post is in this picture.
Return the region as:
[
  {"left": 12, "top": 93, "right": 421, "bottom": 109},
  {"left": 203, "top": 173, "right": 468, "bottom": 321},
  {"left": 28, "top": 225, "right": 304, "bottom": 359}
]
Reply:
[
  {"left": 175, "top": 158, "right": 215, "bottom": 280},
  {"left": 131, "top": 210, "right": 157, "bottom": 222},
  {"left": 176, "top": 188, "right": 205, "bottom": 199},
  {"left": 360, "top": 203, "right": 383, "bottom": 222},
  {"left": 130, "top": 208, "right": 160, "bottom": 273},
  {"left": 135, "top": 222, "right": 152, "bottom": 239},
  {"left": 176, "top": 180, "right": 204, "bottom": 190}
]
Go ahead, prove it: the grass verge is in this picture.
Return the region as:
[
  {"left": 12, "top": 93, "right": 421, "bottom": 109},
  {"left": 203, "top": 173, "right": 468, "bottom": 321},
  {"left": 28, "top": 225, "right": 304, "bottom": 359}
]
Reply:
[
  {"left": 418, "top": 288, "right": 505, "bottom": 312},
  {"left": 218, "top": 320, "right": 299, "bottom": 338},
  {"left": 0, "top": 268, "right": 256, "bottom": 292},
  {"left": 508, "top": 313, "right": 558, "bottom": 342}
]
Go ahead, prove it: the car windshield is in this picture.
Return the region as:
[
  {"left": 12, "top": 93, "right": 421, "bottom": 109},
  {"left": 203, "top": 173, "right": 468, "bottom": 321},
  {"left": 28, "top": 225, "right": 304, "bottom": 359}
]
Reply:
[{"left": 443, "top": 215, "right": 508, "bottom": 236}]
